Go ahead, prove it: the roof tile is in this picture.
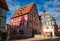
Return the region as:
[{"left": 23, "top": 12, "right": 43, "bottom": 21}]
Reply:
[{"left": 12, "top": 2, "right": 34, "bottom": 18}]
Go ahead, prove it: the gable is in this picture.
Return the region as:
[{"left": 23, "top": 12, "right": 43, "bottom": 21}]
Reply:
[{"left": 11, "top": 3, "right": 35, "bottom": 18}]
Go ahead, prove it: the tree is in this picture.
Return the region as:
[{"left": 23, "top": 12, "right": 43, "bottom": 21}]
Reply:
[{"left": 1, "top": 32, "right": 8, "bottom": 41}]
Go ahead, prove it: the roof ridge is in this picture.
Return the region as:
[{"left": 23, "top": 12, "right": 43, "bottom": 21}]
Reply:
[
  {"left": 16, "top": 2, "right": 34, "bottom": 12},
  {"left": 11, "top": 2, "right": 34, "bottom": 18}
]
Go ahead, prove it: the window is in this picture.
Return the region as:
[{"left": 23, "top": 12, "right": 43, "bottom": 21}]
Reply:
[
  {"left": 24, "top": 14, "right": 28, "bottom": 21},
  {"left": 46, "top": 21, "right": 49, "bottom": 25},
  {"left": 20, "top": 21, "right": 24, "bottom": 27},
  {"left": 29, "top": 22, "right": 32, "bottom": 27},
  {"left": 0, "top": 31, "right": 2, "bottom": 37},
  {"left": 45, "top": 32, "right": 49, "bottom": 34},
  {"left": 24, "top": 21, "right": 27, "bottom": 27},
  {"left": 20, "top": 10, "right": 23, "bottom": 15},
  {"left": 29, "top": 14, "right": 32, "bottom": 20},
  {"left": 18, "top": 13, "right": 20, "bottom": 15},
  {"left": 35, "top": 18, "right": 36, "bottom": 21},
  {"left": 46, "top": 27, "right": 49, "bottom": 29},
  {"left": 0, "top": 8, "right": 2, "bottom": 14},
  {"left": 49, "top": 21, "right": 51, "bottom": 26},
  {"left": 22, "top": 8, "right": 25, "bottom": 11},
  {"left": 43, "top": 21, "right": 46, "bottom": 25},
  {"left": 22, "top": 16, "right": 24, "bottom": 20},
  {"left": 47, "top": 18, "right": 50, "bottom": 21},
  {"left": 0, "top": 19, "right": 1, "bottom": 25},
  {"left": 52, "top": 21, "right": 55, "bottom": 25}
]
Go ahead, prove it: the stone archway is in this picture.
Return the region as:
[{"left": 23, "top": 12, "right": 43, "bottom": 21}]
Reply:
[
  {"left": 12, "top": 30, "right": 17, "bottom": 35},
  {"left": 19, "top": 30, "right": 24, "bottom": 35}
]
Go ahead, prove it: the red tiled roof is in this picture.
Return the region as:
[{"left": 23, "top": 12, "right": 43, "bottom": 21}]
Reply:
[{"left": 11, "top": 3, "right": 34, "bottom": 18}]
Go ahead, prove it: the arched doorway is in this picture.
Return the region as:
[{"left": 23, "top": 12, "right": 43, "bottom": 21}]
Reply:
[
  {"left": 32, "top": 30, "right": 34, "bottom": 37},
  {"left": 19, "top": 30, "right": 24, "bottom": 35},
  {"left": 12, "top": 30, "right": 17, "bottom": 35},
  {"left": 32, "top": 30, "right": 37, "bottom": 37},
  {"left": 18, "top": 30, "right": 24, "bottom": 38},
  {"left": 34, "top": 30, "right": 37, "bottom": 34}
]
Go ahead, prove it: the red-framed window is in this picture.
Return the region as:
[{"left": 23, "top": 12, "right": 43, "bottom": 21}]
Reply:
[
  {"left": 45, "top": 32, "right": 49, "bottom": 34},
  {"left": 46, "top": 27, "right": 49, "bottom": 29}
]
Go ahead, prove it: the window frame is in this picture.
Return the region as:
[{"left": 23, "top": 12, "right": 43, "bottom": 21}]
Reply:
[
  {"left": 0, "top": 19, "right": 1, "bottom": 25},
  {"left": 0, "top": 8, "right": 2, "bottom": 14}
]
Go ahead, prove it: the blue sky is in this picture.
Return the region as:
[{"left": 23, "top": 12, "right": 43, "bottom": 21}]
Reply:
[{"left": 6, "top": 0, "right": 60, "bottom": 26}]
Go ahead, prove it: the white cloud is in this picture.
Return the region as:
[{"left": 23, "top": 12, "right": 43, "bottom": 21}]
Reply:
[
  {"left": 44, "top": 0, "right": 60, "bottom": 11},
  {"left": 38, "top": 11, "right": 42, "bottom": 16},
  {"left": 6, "top": 0, "right": 20, "bottom": 11},
  {"left": 43, "top": 0, "right": 60, "bottom": 25}
]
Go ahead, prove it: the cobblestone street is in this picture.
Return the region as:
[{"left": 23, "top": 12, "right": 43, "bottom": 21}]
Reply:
[
  {"left": 9, "top": 37, "right": 60, "bottom": 41},
  {"left": 9, "top": 35, "right": 60, "bottom": 41}
]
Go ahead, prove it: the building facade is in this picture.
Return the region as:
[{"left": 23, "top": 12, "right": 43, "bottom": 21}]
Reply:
[
  {"left": 57, "top": 26, "right": 60, "bottom": 35},
  {"left": 10, "top": 3, "right": 40, "bottom": 39},
  {"left": 41, "top": 10, "right": 58, "bottom": 37},
  {"left": 39, "top": 16, "right": 42, "bottom": 34},
  {"left": 0, "top": 0, "right": 9, "bottom": 32}
]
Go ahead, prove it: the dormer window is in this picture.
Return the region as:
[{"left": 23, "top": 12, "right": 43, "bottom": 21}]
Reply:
[
  {"left": 18, "top": 13, "right": 20, "bottom": 15},
  {"left": 24, "top": 6, "right": 26, "bottom": 8},
  {"left": 20, "top": 10, "right": 22, "bottom": 12},
  {"left": 22, "top": 8, "right": 25, "bottom": 11},
  {"left": 19, "top": 10, "right": 23, "bottom": 14}
]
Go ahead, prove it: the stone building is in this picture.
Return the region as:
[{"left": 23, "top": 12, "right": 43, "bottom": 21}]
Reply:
[
  {"left": 10, "top": 3, "right": 40, "bottom": 39},
  {"left": 41, "top": 10, "right": 58, "bottom": 37},
  {"left": 0, "top": 0, "right": 9, "bottom": 32}
]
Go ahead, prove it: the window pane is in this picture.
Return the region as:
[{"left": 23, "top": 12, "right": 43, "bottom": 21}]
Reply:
[
  {"left": 0, "top": 19, "right": 1, "bottom": 25},
  {"left": 46, "top": 21, "right": 49, "bottom": 25},
  {"left": 0, "top": 8, "right": 2, "bottom": 14}
]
